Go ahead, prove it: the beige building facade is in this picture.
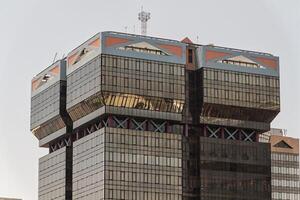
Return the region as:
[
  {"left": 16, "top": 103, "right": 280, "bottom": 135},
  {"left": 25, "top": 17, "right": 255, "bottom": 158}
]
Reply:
[{"left": 260, "top": 129, "right": 300, "bottom": 200}]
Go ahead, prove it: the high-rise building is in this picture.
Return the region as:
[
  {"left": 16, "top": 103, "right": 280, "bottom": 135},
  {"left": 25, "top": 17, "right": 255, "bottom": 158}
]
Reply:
[
  {"left": 31, "top": 31, "right": 280, "bottom": 200},
  {"left": 260, "top": 129, "right": 300, "bottom": 200}
]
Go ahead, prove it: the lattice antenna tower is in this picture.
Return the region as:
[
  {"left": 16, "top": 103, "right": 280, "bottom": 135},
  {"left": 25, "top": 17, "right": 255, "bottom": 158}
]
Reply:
[{"left": 138, "top": 7, "right": 150, "bottom": 35}]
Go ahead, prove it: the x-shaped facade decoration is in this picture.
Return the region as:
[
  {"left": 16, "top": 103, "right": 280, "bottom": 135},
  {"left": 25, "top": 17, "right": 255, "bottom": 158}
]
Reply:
[
  {"left": 102, "top": 118, "right": 108, "bottom": 127},
  {"left": 87, "top": 126, "right": 95, "bottom": 134},
  {"left": 49, "top": 116, "right": 173, "bottom": 153},
  {"left": 207, "top": 126, "right": 220, "bottom": 138},
  {"left": 50, "top": 144, "right": 58, "bottom": 152},
  {"left": 224, "top": 128, "right": 239, "bottom": 140},
  {"left": 94, "top": 121, "right": 102, "bottom": 130},
  {"left": 112, "top": 116, "right": 129, "bottom": 129},
  {"left": 49, "top": 137, "right": 71, "bottom": 152},
  {"left": 241, "top": 130, "right": 255, "bottom": 142},
  {"left": 131, "top": 118, "right": 147, "bottom": 131},
  {"left": 150, "top": 120, "right": 166, "bottom": 133}
]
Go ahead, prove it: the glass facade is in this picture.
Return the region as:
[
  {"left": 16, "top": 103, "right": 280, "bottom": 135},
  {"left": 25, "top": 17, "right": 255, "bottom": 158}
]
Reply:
[
  {"left": 68, "top": 91, "right": 184, "bottom": 123},
  {"left": 67, "top": 54, "right": 185, "bottom": 123},
  {"left": 104, "top": 127, "right": 182, "bottom": 200},
  {"left": 39, "top": 147, "right": 66, "bottom": 200},
  {"left": 101, "top": 54, "right": 185, "bottom": 100},
  {"left": 30, "top": 59, "right": 70, "bottom": 141},
  {"left": 199, "top": 68, "right": 280, "bottom": 130},
  {"left": 67, "top": 56, "right": 101, "bottom": 110},
  {"left": 31, "top": 83, "right": 61, "bottom": 128},
  {"left": 73, "top": 129, "right": 105, "bottom": 199},
  {"left": 199, "top": 137, "right": 271, "bottom": 200},
  {"left": 31, "top": 82, "right": 66, "bottom": 139},
  {"left": 202, "top": 68, "right": 280, "bottom": 110},
  {"left": 182, "top": 134, "right": 271, "bottom": 200},
  {"left": 72, "top": 127, "right": 182, "bottom": 200}
]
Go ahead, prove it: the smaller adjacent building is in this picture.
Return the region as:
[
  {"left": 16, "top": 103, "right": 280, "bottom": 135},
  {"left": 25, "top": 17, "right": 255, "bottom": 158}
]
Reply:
[{"left": 260, "top": 128, "right": 300, "bottom": 200}]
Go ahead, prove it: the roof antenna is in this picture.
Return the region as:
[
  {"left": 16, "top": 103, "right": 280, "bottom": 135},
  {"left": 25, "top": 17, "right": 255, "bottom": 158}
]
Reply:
[
  {"left": 138, "top": 6, "right": 151, "bottom": 35},
  {"left": 53, "top": 52, "right": 58, "bottom": 63}
]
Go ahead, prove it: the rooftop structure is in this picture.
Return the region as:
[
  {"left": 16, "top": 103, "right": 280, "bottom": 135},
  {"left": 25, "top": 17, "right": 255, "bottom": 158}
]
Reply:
[
  {"left": 31, "top": 31, "right": 281, "bottom": 200},
  {"left": 138, "top": 8, "right": 151, "bottom": 35}
]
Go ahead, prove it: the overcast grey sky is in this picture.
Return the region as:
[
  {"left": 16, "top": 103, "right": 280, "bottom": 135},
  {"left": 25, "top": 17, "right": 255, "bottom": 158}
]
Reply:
[{"left": 0, "top": 0, "right": 299, "bottom": 199}]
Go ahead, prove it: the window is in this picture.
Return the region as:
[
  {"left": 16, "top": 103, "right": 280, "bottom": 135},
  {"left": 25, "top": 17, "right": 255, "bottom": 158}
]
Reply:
[{"left": 188, "top": 48, "right": 193, "bottom": 63}]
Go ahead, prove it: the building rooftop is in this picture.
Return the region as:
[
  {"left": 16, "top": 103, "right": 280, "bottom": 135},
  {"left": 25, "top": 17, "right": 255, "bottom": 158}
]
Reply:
[{"left": 269, "top": 128, "right": 288, "bottom": 136}]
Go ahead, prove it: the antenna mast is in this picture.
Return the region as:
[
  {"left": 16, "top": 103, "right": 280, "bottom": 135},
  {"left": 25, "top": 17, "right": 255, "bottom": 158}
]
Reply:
[
  {"left": 138, "top": 7, "right": 151, "bottom": 35},
  {"left": 52, "top": 52, "right": 58, "bottom": 63}
]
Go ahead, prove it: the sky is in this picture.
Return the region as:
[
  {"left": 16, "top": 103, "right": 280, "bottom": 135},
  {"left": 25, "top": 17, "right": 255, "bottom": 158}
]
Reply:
[{"left": 0, "top": 0, "right": 299, "bottom": 199}]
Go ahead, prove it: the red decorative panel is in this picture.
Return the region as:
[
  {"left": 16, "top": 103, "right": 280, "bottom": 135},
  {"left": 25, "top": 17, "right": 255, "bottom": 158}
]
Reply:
[
  {"left": 205, "top": 50, "right": 231, "bottom": 61},
  {"left": 89, "top": 38, "right": 100, "bottom": 48},
  {"left": 159, "top": 44, "right": 183, "bottom": 57},
  {"left": 105, "top": 37, "right": 129, "bottom": 47},
  {"left": 49, "top": 65, "right": 60, "bottom": 75},
  {"left": 253, "top": 57, "right": 278, "bottom": 69}
]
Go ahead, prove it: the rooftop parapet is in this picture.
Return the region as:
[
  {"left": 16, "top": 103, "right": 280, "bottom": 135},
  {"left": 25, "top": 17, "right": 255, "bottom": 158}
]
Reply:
[
  {"left": 66, "top": 31, "right": 187, "bottom": 76},
  {"left": 31, "top": 60, "right": 66, "bottom": 97},
  {"left": 67, "top": 33, "right": 101, "bottom": 75},
  {"left": 101, "top": 31, "right": 186, "bottom": 64},
  {"left": 197, "top": 45, "right": 279, "bottom": 77}
]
